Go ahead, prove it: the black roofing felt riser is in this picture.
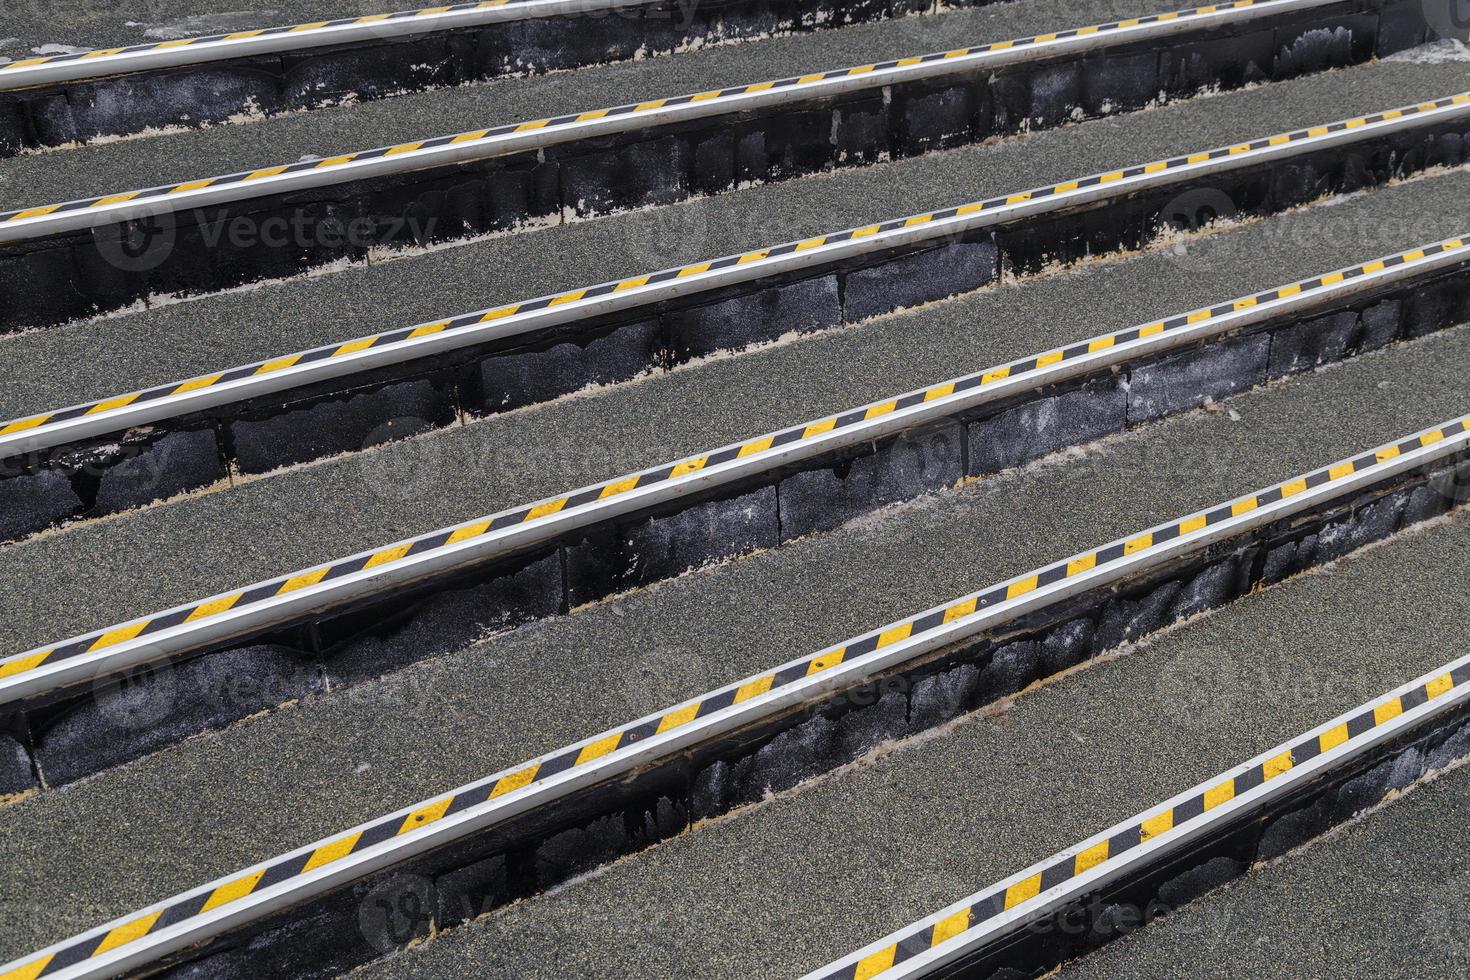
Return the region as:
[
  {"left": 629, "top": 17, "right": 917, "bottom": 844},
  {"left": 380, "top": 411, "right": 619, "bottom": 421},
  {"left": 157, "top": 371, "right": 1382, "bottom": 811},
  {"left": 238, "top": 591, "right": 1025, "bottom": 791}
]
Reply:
[
  {"left": 0, "top": 0, "right": 1426, "bottom": 335},
  {"left": 3, "top": 262, "right": 1466, "bottom": 798},
  {"left": 0, "top": 0, "right": 942, "bottom": 156},
  {"left": 929, "top": 696, "right": 1470, "bottom": 980},
  {"left": 112, "top": 457, "right": 1470, "bottom": 979},
  {"left": 2, "top": 100, "right": 1465, "bottom": 547}
]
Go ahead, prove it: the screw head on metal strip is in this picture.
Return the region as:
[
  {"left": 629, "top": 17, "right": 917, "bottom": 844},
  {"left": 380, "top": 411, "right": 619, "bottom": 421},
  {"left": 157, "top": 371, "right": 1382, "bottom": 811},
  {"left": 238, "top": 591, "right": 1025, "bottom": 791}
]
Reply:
[
  {"left": 91, "top": 198, "right": 178, "bottom": 274},
  {"left": 1424, "top": 0, "right": 1470, "bottom": 41}
]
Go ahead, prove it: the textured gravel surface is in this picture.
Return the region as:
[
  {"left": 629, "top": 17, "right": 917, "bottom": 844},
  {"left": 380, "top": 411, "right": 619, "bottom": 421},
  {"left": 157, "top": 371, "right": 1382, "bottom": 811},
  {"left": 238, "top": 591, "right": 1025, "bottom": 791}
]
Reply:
[
  {"left": 0, "top": 318, "right": 1464, "bottom": 962},
  {"left": 347, "top": 486, "right": 1470, "bottom": 978},
  {"left": 1064, "top": 753, "right": 1470, "bottom": 979},
  {"left": 1, "top": 0, "right": 306, "bottom": 55},
  {"left": 0, "top": 0, "right": 1028, "bottom": 67},
  {"left": 1, "top": 0, "right": 1193, "bottom": 196},
  {"left": 0, "top": 168, "right": 1465, "bottom": 653},
  {"left": 1, "top": 56, "right": 1465, "bottom": 421}
]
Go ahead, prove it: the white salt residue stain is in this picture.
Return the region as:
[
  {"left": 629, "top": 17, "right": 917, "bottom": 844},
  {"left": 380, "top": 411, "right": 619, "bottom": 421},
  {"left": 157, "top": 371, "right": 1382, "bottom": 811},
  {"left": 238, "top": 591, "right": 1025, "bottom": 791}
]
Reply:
[
  {"left": 140, "top": 11, "right": 279, "bottom": 40},
  {"left": 29, "top": 43, "right": 90, "bottom": 55},
  {"left": 1385, "top": 38, "right": 1470, "bottom": 64}
]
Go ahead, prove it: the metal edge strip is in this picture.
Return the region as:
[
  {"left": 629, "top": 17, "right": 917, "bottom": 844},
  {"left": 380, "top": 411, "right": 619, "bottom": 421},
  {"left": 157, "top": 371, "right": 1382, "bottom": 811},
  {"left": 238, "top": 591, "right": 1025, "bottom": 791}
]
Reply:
[
  {"left": 0, "top": 0, "right": 1333, "bottom": 241},
  {"left": 0, "top": 236, "right": 1464, "bottom": 704},
  {"left": 1, "top": 87, "right": 1459, "bottom": 459},
  {"left": 0, "top": 0, "right": 672, "bottom": 91},
  {"left": 807, "top": 628, "right": 1470, "bottom": 979},
  {"left": 5, "top": 413, "right": 1466, "bottom": 980}
]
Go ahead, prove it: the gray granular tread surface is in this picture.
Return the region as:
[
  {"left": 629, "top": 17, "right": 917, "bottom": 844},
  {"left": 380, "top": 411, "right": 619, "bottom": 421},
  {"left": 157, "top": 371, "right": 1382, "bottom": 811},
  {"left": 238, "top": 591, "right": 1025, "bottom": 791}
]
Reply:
[
  {"left": 1063, "top": 756, "right": 1470, "bottom": 979},
  {"left": 1, "top": 0, "right": 1205, "bottom": 199},
  {"left": 0, "top": 322, "right": 1464, "bottom": 962},
  {"left": 1, "top": 0, "right": 987, "bottom": 71},
  {"left": 0, "top": 58, "right": 1465, "bottom": 418},
  {"left": 352, "top": 493, "right": 1470, "bottom": 978},
  {"left": 0, "top": 169, "right": 1464, "bottom": 653}
]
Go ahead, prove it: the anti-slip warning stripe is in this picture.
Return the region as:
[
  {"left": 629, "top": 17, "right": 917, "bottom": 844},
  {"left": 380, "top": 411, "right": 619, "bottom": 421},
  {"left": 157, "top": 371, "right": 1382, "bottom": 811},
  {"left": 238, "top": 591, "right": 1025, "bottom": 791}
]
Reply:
[
  {"left": 5, "top": 100, "right": 1467, "bottom": 460},
  {"left": 0, "top": 0, "right": 638, "bottom": 89},
  {"left": 0, "top": 0, "right": 1327, "bottom": 234},
  {"left": 4, "top": 416, "right": 1467, "bottom": 980},
  {"left": 809, "top": 650, "right": 1470, "bottom": 979},
  {"left": 1, "top": 238, "right": 1467, "bottom": 696}
]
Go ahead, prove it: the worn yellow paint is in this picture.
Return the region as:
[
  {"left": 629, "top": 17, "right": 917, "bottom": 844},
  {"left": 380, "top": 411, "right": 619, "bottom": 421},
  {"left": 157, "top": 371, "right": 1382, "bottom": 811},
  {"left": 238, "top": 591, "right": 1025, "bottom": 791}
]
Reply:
[
  {"left": 525, "top": 498, "right": 569, "bottom": 521},
  {"left": 932, "top": 907, "right": 971, "bottom": 945},
  {"left": 200, "top": 869, "right": 268, "bottom": 913},
  {"left": 335, "top": 336, "right": 379, "bottom": 356},
  {"left": 786, "top": 647, "right": 835, "bottom": 680},
  {"left": 303, "top": 832, "right": 363, "bottom": 873},
  {"left": 397, "top": 796, "right": 454, "bottom": 835},
  {"left": 1006, "top": 576, "right": 1039, "bottom": 600},
  {"left": 574, "top": 732, "right": 623, "bottom": 765},
  {"left": 1067, "top": 553, "right": 1097, "bottom": 576},
  {"left": 185, "top": 593, "right": 242, "bottom": 623},
  {"left": 363, "top": 542, "right": 413, "bottom": 569},
  {"left": 599, "top": 476, "right": 641, "bottom": 499},
  {"left": 1139, "top": 809, "right": 1173, "bottom": 842},
  {"left": 655, "top": 702, "right": 701, "bottom": 735},
  {"left": 1263, "top": 750, "right": 1294, "bottom": 780},
  {"left": 0, "top": 650, "right": 51, "bottom": 681},
  {"left": 89, "top": 620, "right": 150, "bottom": 652},
  {"left": 0, "top": 954, "right": 53, "bottom": 980},
  {"left": 734, "top": 674, "right": 776, "bottom": 703},
  {"left": 738, "top": 435, "right": 775, "bottom": 458},
  {"left": 490, "top": 765, "right": 539, "bottom": 798},
  {"left": 854, "top": 945, "right": 897, "bottom": 979},
  {"left": 670, "top": 456, "right": 709, "bottom": 478},
  {"left": 277, "top": 567, "right": 330, "bottom": 594},
  {"left": 446, "top": 519, "right": 494, "bottom": 545},
  {"left": 1373, "top": 698, "right": 1403, "bottom": 726},
  {"left": 0, "top": 415, "right": 50, "bottom": 434},
  {"left": 93, "top": 910, "right": 164, "bottom": 955},
  {"left": 1203, "top": 779, "right": 1235, "bottom": 811},
  {"left": 1074, "top": 839, "right": 1110, "bottom": 874},
  {"left": 877, "top": 623, "right": 913, "bottom": 648},
  {"left": 944, "top": 598, "right": 978, "bottom": 623},
  {"left": 1230, "top": 497, "right": 1258, "bottom": 516},
  {"left": 1319, "top": 724, "right": 1350, "bottom": 753},
  {"left": 1004, "top": 874, "right": 1042, "bottom": 909}
]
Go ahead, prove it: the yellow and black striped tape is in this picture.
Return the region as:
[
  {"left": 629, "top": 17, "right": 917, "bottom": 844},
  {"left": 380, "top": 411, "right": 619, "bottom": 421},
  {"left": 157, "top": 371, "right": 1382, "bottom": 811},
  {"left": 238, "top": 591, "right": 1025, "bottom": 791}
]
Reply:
[
  {"left": 0, "top": 0, "right": 1301, "bottom": 228},
  {"left": 818, "top": 664, "right": 1470, "bottom": 979},
  {"left": 5, "top": 414, "right": 1466, "bottom": 980},
  {"left": 0, "top": 0, "right": 525, "bottom": 76},
  {"left": 4, "top": 126, "right": 1465, "bottom": 450},
  {"left": 2, "top": 241, "right": 1466, "bottom": 685}
]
